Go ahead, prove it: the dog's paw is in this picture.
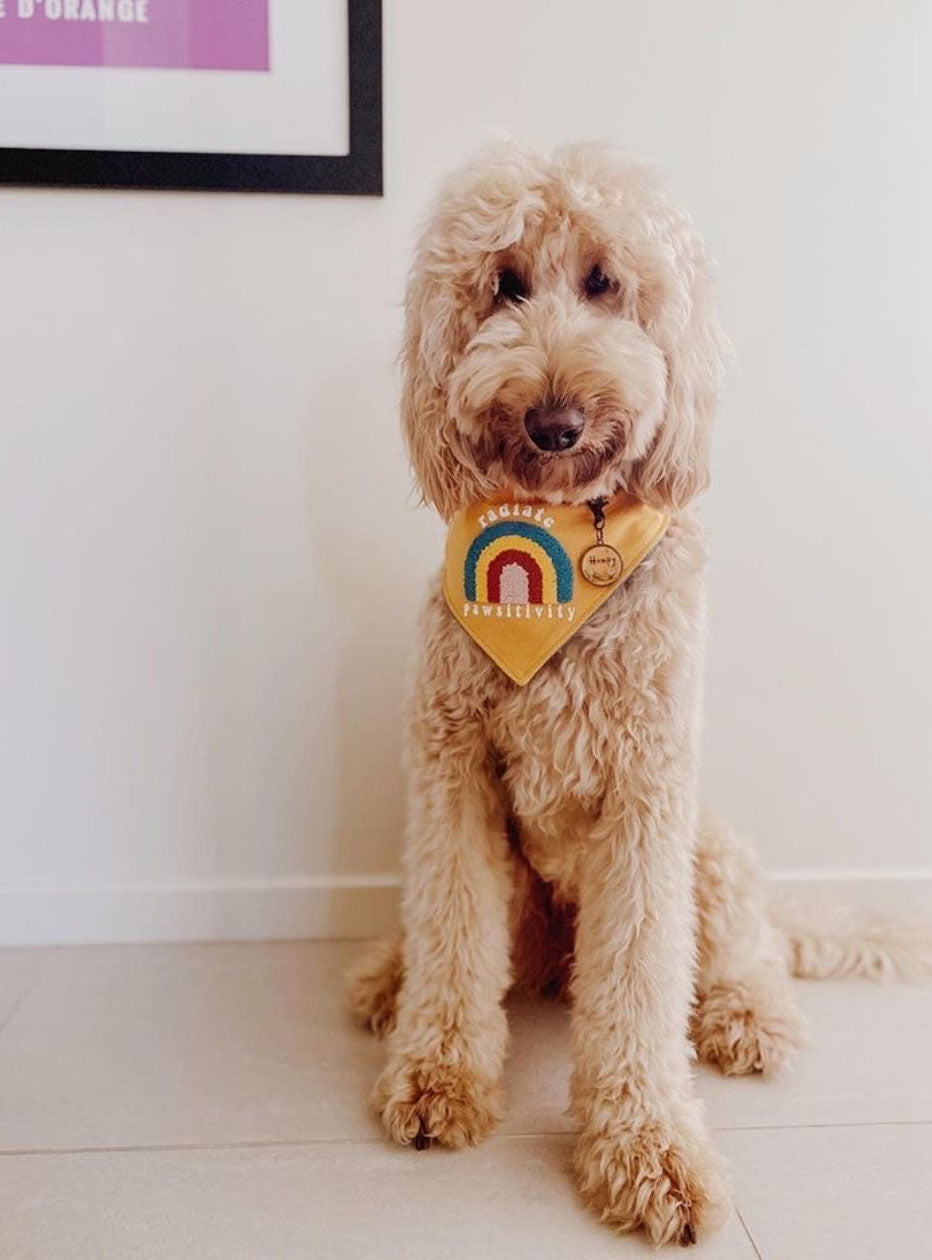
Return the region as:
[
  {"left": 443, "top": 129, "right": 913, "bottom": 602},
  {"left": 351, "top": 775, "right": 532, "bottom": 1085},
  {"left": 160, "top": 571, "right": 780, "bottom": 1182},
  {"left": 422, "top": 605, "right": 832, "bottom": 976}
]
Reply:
[
  {"left": 574, "top": 1121, "right": 730, "bottom": 1246},
  {"left": 373, "top": 1057, "right": 501, "bottom": 1149},
  {"left": 345, "top": 938, "right": 402, "bottom": 1038},
  {"left": 693, "top": 979, "right": 808, "bottom": 1077}
]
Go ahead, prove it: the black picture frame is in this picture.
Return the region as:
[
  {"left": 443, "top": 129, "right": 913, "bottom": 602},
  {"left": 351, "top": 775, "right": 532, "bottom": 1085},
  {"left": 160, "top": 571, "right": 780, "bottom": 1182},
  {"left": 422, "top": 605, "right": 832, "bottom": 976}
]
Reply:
[{"left": 0, "top": 0, "right": 382, "bottom": 195}]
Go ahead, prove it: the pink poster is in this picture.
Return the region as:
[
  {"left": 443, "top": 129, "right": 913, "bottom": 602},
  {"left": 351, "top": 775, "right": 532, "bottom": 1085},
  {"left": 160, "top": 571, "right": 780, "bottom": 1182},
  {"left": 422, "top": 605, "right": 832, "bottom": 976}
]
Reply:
[{"left": 0, "top": 0, "right": 269, "bottom": 71}]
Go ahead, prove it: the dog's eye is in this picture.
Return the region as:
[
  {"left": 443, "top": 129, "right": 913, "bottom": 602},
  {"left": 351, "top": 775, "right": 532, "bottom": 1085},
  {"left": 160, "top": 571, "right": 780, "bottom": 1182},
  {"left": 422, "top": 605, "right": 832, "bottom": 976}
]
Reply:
[
  {"left": 584, "top": 264, "right": 614, "bottom": 300},
  {"left": 494, "top": 268, "right": 528, "bottom": 304}
]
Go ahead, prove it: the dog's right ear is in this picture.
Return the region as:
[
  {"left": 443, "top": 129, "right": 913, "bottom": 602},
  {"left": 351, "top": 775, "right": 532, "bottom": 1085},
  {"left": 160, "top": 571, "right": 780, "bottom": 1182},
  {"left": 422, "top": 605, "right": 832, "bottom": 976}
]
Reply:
[
  {"left": 401, "top": 142, "right": 546, "bottom": 520},
  {"left": 400, "top": 255, "right": 484, "bottom": 522}
]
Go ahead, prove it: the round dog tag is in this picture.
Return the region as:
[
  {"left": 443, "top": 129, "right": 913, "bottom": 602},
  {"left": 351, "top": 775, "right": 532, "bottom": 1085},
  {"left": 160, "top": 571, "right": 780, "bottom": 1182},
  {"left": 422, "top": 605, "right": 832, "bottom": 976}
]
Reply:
[{"left": 580, "top": 543, "right": 624, "bottom": 586}]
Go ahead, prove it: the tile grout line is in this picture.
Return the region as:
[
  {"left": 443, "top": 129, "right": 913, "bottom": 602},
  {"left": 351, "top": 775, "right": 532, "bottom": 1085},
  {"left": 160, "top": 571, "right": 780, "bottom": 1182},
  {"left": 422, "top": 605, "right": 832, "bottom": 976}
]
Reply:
[
  {"left": 0, "top": 1137, "right": 394, "bottom": 1158},
  {"left": 734, "top": 1205, "right": 764, "bottom": 1260},
  {"left": 2, "top": 1117, "right": 931, "bottom": 1159},
  {"left": 713, "top": 1118, "right": 932, "bottom": 1133},
  {"left": 0, "top": 956, "right": 47, "bottom": 1040}
]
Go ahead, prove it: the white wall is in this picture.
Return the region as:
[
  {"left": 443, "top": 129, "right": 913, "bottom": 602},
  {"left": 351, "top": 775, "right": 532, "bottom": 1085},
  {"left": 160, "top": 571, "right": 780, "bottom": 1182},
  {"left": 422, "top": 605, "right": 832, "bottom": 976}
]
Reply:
[{"left": 2, "top": 0, "right": 931, "bottom": 943}]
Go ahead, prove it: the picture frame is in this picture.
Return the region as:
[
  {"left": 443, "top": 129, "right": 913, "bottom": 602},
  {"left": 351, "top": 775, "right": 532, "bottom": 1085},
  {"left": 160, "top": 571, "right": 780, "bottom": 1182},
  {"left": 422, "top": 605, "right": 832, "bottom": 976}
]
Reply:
[{"left": 0, "top": 0, "right": 382, "bottom": 195}]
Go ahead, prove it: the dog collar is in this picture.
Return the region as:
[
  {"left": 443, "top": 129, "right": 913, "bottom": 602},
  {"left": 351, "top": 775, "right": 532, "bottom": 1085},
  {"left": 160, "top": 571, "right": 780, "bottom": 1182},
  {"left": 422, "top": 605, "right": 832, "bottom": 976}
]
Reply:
[{"left": 444, "top": 493, "right": 669, "bottom": 685}]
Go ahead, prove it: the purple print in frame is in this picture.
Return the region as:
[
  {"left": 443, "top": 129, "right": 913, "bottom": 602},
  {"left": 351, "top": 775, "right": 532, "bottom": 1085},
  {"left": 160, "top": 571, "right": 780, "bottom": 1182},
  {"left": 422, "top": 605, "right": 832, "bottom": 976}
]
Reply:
[{"left": 0, "top": 0, "right": 270, "bottom": 72}]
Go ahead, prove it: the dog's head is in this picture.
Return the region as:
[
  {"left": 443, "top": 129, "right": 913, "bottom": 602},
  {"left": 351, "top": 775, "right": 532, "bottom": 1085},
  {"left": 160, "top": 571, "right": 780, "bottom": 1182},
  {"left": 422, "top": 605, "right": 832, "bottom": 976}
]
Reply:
[{"left": 402, "top": 142, "right": 727, "bottom": 519}]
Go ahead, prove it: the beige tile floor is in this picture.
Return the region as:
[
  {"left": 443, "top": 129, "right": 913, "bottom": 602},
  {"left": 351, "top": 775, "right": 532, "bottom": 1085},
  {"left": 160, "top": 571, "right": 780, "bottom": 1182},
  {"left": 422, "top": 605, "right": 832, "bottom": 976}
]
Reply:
[{"left": 0, "top": 942, "right": 929, "bottom": 1259}]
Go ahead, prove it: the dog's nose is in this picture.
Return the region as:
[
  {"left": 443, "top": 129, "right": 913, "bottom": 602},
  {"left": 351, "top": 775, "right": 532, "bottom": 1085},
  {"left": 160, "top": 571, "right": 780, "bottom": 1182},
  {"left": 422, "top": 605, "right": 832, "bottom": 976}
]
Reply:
[{"left": 524, "top": 406, "right": 585, "bottom": 452}]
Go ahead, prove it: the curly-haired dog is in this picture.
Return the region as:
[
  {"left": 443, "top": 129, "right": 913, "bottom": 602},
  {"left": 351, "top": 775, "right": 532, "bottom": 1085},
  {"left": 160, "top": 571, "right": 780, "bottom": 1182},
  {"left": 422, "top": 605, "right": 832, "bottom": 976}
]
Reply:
[{"left": 348, "top": 142, "right": 931, "bottom": 1245}]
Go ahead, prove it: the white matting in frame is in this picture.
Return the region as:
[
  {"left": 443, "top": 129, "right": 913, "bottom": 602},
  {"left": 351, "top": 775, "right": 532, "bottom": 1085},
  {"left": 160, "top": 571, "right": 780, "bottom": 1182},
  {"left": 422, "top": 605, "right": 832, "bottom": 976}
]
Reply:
[{"left": 0, "top": 0, "right": 350, "bottom": 156}]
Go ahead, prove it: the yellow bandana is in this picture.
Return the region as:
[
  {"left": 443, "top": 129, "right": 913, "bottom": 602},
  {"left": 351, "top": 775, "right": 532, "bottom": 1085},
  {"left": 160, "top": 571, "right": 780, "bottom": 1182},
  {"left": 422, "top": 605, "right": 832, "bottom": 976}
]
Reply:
[{"left": 444, "top": 493, "right": 669, "bottom": 685}]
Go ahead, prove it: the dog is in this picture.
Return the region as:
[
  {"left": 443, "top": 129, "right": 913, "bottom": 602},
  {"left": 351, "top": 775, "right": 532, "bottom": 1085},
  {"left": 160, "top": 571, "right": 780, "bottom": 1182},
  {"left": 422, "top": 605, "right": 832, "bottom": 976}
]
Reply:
[{"left": 347, "top": 141, "right": 931, "bottom": 1245}]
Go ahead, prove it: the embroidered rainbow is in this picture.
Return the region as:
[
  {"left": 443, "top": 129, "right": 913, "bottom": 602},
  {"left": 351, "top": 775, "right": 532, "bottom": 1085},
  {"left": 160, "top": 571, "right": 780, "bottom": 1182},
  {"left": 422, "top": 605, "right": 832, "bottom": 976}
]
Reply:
[{"left": 464, "top": 522, "right": 574, "bottom": 605}]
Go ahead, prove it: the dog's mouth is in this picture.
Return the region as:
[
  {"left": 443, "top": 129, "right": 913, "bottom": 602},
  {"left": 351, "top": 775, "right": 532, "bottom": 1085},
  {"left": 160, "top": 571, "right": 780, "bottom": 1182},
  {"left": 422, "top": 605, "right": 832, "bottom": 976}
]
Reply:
[
  {"left": 510, "top": 440, "right": 620, "bottom": 490},
  {"left": 472, "top": 405, "right": 628, "bottom": 501}
]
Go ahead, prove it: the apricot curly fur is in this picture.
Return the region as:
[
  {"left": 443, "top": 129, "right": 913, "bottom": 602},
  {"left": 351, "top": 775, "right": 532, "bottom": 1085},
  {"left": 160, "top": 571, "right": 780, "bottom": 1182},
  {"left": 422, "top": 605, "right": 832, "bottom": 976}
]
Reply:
[{"left": 350, "top": 141, "right": 927, "bottom": 1245}]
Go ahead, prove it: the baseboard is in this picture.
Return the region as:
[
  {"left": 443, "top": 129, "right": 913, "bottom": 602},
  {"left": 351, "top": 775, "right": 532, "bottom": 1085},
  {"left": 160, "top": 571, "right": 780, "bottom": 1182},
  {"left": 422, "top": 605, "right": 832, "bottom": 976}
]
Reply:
[
  {"left": 1, "top": 868, "right": 930, "bottom": 948},
  {"left": 0, "top": 874, "right": 402, "bottom": 947},
  {"left": 768, "top": 866, "right": 932, "bottom": 917}
]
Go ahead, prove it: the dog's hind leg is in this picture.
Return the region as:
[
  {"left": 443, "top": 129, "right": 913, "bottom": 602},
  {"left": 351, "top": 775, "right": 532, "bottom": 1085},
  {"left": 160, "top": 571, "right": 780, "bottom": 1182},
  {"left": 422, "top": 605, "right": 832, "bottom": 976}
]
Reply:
[
  {"left": 691, "top": 815, "right": 807, "bottom": 1075},
  {"left": 346, "top": 934, "right": 404, "bottom": 1038}
]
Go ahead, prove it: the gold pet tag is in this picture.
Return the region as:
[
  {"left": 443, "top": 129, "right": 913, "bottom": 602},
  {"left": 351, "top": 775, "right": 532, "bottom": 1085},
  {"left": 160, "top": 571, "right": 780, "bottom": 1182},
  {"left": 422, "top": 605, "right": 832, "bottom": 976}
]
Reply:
[{"left": 580, "top": 543, "right": 624, "bottom": 586}]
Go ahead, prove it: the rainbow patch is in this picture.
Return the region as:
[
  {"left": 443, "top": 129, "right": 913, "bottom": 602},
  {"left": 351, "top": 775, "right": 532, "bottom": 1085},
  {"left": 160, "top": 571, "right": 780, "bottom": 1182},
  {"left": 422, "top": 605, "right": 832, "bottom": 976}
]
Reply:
[{"left": 464, "top": 522, "right": 574, "bottom": 605}]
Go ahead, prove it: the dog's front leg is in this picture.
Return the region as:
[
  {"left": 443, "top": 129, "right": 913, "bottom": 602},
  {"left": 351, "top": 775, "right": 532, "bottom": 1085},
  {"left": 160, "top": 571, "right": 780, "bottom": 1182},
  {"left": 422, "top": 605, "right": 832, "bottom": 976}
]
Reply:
[
  {"left": 571, "top": 755, "right": 730, "bottom": 1244},
  {"left": 374, "top": 690, "right": 512, "bottom": 1150}
]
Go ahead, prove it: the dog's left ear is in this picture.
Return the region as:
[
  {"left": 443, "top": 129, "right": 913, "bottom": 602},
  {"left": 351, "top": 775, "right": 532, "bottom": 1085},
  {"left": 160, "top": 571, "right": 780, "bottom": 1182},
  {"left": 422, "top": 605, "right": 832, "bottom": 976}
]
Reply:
[{"left": 629, "top": 222, "right": 729, "bottom": 510}]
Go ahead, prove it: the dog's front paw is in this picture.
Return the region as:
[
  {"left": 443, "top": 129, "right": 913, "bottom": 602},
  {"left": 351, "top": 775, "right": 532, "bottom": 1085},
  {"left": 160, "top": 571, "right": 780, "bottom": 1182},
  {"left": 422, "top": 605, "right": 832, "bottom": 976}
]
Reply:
[
  {"left": 373, "top": 1056, "right": 501, "bottom": 1150},
  {"left": 693, "top": 979, "right": 808, "bottom": 1077},
  {"left": 574, "top": 1120, "right": 730, "bottom": 1246}
]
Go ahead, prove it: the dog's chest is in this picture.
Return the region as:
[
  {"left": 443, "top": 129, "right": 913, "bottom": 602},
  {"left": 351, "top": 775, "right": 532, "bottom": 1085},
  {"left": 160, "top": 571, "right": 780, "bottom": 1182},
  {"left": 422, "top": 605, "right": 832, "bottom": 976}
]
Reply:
[
  {"left": 487, "top": 619, "right": 621, "bottom": 817},
  {"left": 488, "top": 653, "right": 609, "bottom": 895},
  {"left": 480, "top": 516, "right": 706, "bottom": 890}
]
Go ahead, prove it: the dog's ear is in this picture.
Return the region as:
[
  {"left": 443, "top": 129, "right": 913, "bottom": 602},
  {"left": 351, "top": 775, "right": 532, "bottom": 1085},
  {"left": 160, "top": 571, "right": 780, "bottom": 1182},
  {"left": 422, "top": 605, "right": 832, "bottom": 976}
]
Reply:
[
  {"left": 401, "top": 142, "right": 546, "bottom": 520},
  {"left": 628, "top": 220, "right": 728, "bottom": 510},
  {"left": 400, "top": 253, "right": 484, "bottom": 522}
]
